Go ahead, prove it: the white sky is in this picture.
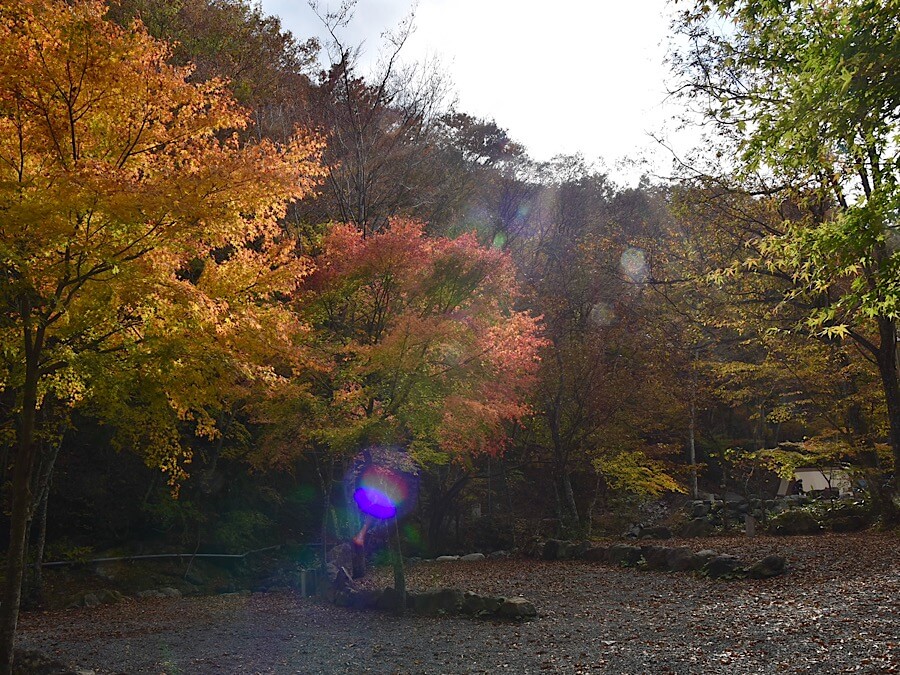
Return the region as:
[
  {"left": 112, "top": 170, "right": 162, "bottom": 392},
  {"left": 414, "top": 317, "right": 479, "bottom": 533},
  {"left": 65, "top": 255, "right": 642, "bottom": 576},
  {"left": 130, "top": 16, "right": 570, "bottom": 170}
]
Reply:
[{"left": 260, "top": 0, "right": 694, "bottom": 185}]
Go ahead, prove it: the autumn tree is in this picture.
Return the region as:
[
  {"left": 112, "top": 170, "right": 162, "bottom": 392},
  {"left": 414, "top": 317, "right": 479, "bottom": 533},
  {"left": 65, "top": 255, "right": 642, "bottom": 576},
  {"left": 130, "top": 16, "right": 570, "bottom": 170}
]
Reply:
[
  {"left": 674, "top": 0, "right": 900, "bottom": 514},
  {"left": 254, "top": 219, "right": 544, "bottom": 549},
  {"left": 509, "top": 161, "right": 683, "bottom": 533},
  {"left": 0, "top": 0, "right": 322, "bottom": 667},
  {"left": 107, "top": 0, "right": 320, "bottom": 142}
]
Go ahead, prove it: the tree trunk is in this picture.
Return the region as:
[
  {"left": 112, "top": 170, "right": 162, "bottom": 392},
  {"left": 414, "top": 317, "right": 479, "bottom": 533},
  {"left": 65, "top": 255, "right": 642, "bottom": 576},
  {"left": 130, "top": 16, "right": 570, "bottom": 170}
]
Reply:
[
  {"left": 0, "top": 348, "right": 41, "bottom": 675},
  {"left": 560, "top": 471, "right": 579, "bottom": 532},
  {"left": 392, "top": 518, "right": 406, "bottom": 613},
  {"left": 28, "top": 483, "right": 51, "bottom": 601},
  {"left": 689, "top": 400, "right": 699, "bottom": 500},
  {"left": 426, "top": 472, "right": 470, "bottom": 553},
  {"left": 876, "top": 317, "right": 900, "bottom": 523}
]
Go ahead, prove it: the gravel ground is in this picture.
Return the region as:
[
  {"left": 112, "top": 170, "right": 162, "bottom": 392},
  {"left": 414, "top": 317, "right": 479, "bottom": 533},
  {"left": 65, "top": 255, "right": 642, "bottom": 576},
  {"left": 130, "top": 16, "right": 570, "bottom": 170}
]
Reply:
[{"left": 15, "top": 532, "right": 900, "bottom": 674}]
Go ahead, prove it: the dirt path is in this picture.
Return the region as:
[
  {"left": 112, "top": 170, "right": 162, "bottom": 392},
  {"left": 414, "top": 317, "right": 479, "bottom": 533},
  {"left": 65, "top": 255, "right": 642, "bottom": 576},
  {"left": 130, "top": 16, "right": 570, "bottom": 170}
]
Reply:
[{"left": 15, "top": 532, "right": 900, "bottom": 674}]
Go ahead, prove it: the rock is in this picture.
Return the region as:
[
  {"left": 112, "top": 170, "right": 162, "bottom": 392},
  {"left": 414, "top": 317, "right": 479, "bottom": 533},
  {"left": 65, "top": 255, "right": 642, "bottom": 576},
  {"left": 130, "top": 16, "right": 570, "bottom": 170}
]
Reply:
[
  {"left": 327, "top": 542, "right": 354, "bottom": 573},
  {"left": 333, "top": 589, "right": 352, "bottom": 607},
  {"left": 830, "top": 515, "right": 866, "bottom": 532},
  {"left": 572, "top": 541, "right": 592, "bottom": 558},
  {"left": 488, "top": 550, "right": 510, "bottom": 559},
  {"left": 679, "top": 518, "right": 714, "bottom": 538},
  {"left": 703, "top": 554, "right": 745, "bottom": 579},
  {"left": 462, "top": 591, "right": 487, "bottom": 615},
  {"left": 583, "top": 546, "right": 608, "bottom": 562},
  {"left": 665, "top": 546, "right": 696, "bottom": 572},
  {"left": 66, "top": 589, "right": 123, "bottom": 608},
  {"left": 137, "top": 587, "right": 181, "bottom": 598},
  {"left": 624, "top": 525, "right": 643, "bottom": 539},
  {"left": 408, "top": 588, "right": 462, "bottom": 614},
  {"left": 690, "top": 501, "right": 711, "bottom": 518},
  {"left": 408, "top": 590, "right": 438, "bottom": 614},
  {"left": 747, "top": 554, "right": 787, "bottom": 578},
  {"left": 12, "top": 648, "right": 95, "bottom": 675},
  {"left": 350, "top": 589, "right": 382, "bottom": 610},
  {"left": 542, "top": 539, "right": 569, "bottom": 560},
  {"left": 607, "top": 544, "right": 642, "bottom": 567},
  {"left": 694, "top": 549, "right": 718, "bottom": 569},
  {"left": 95, "top": 589, "right": 123, "bottom": 604},
  {"left": 769, "top": 510, "right": 822, "bottom": 536},
  {"left": 640, "top": 526, "right": 672, "bottom": 540},
  {"left": 375, "top": 586, "right": 403, "bottom": 612},
  {"left": 183, "top": 569, "right": 207, "bottom": 586},
  {"left": 435, "top": 555, "right": 460, "bottom": 562},
  {"left": 482, "top": 595, "right": 502, "bottom": 614},
  {"left": 640, "top": 545, "right": 671, "bottom": 570},
  {"left": 332, "top": 566, "right": 354, "bottom": 593},
  {"left": 498, "top": 596, "right": 537, "bottom": 620},
  {"left": 460, "top": 553, "right": 486, "bottom": 562},
  {"left": 436, "top": 588, "right": 464, "bottom": 613},
  {"left": 723, "top": 491, "right": 747, "bottom": 504},
  {"left": 522, "top": 539, "right": 544, "bottom": 558}
]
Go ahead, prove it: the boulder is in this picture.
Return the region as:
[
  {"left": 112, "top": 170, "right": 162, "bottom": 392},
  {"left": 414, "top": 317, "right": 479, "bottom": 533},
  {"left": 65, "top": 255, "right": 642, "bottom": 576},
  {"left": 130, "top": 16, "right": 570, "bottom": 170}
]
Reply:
[
  {"left": 679, "top": 518, "right": 714, "bottom": 538},
  {"left": 583, "top": 546, "right": 608, "bottom": 562},
  {"left": 327, "top": 542, "right": 354, "bottom": 573},
  {"left": 624, "top": 525, "right": 643, "bottom": 539},
  {"left": 640, "top": 526, "right": 672, "bottom": 540},
  {"left": 136, "top": 587, "right": 181, "bottom": 600},
  {"left": 607, "top": 544, "right": 642, "bottom": 567},
  {"left": 690, "top": 501, "right": 711, "bottom": 519},
  {"left": 488, "top": 550, "right": 510, "bottom": 559},
  {"left": 542, "top": 539, "right": 569, "bottom": 560},
  {"left": 572, "top": 540, "right": 592, "bottom": 558},
  {"left": 435, "top": 555, "right": 460, "bottom": 562},
  {"left": 461, "top": 591, "right": 487, "bottom": 615},
  {"left": 640, "top": 545, "right": 671, "bottom": 570},
  {"left": 694, "top": 549, "right": 718, "bottom": 569},
  {"left": 665, "top": 546, "right": 696, "bottom": 572},
  {"left": 412, "top": 588, "right": 462, "bottom": 614},
  {"left": 498, "top": 596, "right": 537, "bottom": 620},
  {"left": 333, "top": 566, "right": 354, "bottom": 591},
  {"left": 375, "top": 586, "right": 403, "bottom": 612},
  {"left": 703, "top": 554, "right": 745, "bottom": 579},
  {"left": 460, "top": 553, "right": 486, "bottom": 562},
  {"left": 350, "top": 589, "right": 382, "bottom": 610},
  {"left": 12, "top": 648, "right": 95, "bottom": 675},
  {"left": 747, "top": 554, "right": 787, "bottom": 579},
  {"left": 769, "top": 510, "right": 822, "bottom": 536},
  {"left": 436, "top": 588, "right": 464, "bottom": 613},
  {"left": 829, "top": 515, "right": 866, "bottom": 533}
]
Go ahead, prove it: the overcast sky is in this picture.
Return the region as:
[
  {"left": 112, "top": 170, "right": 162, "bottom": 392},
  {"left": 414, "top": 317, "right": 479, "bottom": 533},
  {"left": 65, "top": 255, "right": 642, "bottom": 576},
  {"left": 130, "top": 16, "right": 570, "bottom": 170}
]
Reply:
[{"left": 259, "top": 0, "right": 692, "bottom": 184}]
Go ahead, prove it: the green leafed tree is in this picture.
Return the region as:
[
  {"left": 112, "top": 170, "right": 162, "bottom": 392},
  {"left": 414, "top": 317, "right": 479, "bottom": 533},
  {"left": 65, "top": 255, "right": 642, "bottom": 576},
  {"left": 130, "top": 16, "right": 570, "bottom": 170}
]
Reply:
[{"left": 675, "top": 0, "right": 900, "bottom": 514}]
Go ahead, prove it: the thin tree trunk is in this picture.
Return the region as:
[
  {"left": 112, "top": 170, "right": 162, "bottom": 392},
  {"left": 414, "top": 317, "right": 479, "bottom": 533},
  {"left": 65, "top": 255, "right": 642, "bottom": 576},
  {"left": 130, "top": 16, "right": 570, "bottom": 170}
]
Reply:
[
  {"left": 27, "top": 431, "right": 63, "bottom": 600},
  {"left": 561, "top": 471, "right": 579, "bottom": 531},
  {"left": 0, "top": 340, "right": 41, "bottom": 675},
  {"left": 29, "top": 482, "right": 50, "bottom": 599},
  {"left": 689, "top": 347, "right": 699, "bottom": 500},
  {"left": 689, "top": 398, "right": 698, "bottom": 500},
  {"left": 876, "top": 317, "right": 900, "bottom": 522},
  {"left": 392, "top": 518, "right": 406, "bottom": 613}
]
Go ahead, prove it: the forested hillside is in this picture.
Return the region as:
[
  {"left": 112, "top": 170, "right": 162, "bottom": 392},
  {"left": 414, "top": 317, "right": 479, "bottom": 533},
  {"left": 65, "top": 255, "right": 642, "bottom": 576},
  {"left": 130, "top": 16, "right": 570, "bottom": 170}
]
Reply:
[{"left": 1, "top": 0, "right": 898, "bottom": 670}]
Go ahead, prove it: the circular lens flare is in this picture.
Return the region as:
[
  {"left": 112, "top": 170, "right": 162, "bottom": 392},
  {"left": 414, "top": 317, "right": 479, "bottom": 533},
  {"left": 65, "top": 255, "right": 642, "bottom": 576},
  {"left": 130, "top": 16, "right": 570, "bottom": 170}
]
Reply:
[
  {"left": 353, "top": 487, "right": 397, "bottom": 519},
  {"left": 353, "top": 465, "right": 409, "bottom": 520}
]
